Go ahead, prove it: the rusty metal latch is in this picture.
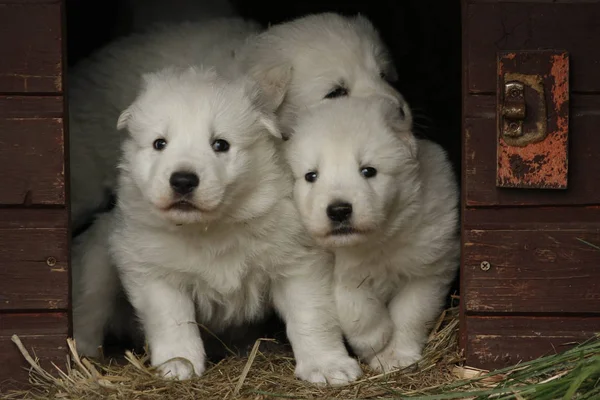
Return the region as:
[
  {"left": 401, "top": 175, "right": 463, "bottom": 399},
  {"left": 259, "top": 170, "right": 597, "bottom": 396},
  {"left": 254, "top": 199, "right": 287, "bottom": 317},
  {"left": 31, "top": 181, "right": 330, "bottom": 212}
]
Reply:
[
  {"left": 500, "top": 75, "right": 547, "bottom": 147},
  {"left": 496, "top": 50, "right": 569, "bottom": 190},
  {"left": 501, "top": 81, "right": 525, "bottom": 138}
]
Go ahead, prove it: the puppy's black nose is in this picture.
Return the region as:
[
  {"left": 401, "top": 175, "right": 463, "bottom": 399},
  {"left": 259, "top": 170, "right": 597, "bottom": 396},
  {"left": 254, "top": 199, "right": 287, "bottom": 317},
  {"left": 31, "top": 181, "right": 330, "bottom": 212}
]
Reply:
[
  {"left": 170, "top": 172, "right": 199, "bottom": 195},
  {"left": 326, "top": 202, "right": 353, "bottom": 222}
]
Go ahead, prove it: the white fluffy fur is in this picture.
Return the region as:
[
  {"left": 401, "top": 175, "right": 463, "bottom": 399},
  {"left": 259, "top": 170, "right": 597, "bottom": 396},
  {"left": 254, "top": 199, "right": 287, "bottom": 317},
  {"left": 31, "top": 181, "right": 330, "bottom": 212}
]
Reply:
[
  {"left": 68, "top": 17, "right": 260, "bottom": 232},
  {"left": 68, "top": 12, "right": 401, "bottom": 232},
  {"left": 73, "top": 67, "right": 362, "bottom": 384},
  {"left": 284, "top": 97, "right": 460, "bottom": 372}
]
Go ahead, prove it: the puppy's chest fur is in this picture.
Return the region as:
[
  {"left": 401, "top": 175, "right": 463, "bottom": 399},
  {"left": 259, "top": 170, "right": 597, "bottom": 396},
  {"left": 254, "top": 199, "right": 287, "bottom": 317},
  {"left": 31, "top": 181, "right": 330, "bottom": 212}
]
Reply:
[
  {"left": 117, "top": 200, "right": 308, "bottom": 330},
  {"left": 335, "top": 246, "right": 412, "bottom": 303},
  {"left": 334, "top": 229, "right": 455, "bottom": 304}
]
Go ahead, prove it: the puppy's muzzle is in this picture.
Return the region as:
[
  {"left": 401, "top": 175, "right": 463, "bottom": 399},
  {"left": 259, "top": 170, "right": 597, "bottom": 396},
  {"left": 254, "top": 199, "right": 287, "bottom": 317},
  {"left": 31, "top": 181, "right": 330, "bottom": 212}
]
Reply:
[{"left": 170, "top": 171, "right": 199, "bottom": 195}]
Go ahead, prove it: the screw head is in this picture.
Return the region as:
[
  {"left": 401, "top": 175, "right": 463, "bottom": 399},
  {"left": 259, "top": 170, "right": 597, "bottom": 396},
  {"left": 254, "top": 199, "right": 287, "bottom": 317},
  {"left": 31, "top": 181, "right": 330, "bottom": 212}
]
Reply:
[
  {"left": 480, "top": 261, "right": 491, "bottom": 271},
  {"left": 46, "top": 257, "right": 57, "bottom": 267}
]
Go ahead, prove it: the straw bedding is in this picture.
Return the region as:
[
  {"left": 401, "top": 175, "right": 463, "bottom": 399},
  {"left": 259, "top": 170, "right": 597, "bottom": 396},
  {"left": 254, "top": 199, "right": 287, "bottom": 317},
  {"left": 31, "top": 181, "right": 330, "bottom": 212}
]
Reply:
[{"left": 4, "top": 300, "right": 600, "bottom": 400}]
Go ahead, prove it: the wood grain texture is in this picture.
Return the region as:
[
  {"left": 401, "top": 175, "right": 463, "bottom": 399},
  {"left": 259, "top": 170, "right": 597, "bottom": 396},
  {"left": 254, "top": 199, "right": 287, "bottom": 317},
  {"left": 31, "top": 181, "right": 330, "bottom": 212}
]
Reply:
[
  {"left": 0, "top": 312, "right": 68, "bottom": 392},
  {"left": 464, "top": 95, "right": 600, "bottom": 206},
  {"left": 0, "top": 2, "right": 63, "bottom": 93},
  {"left": 463, "top": 316, "right": 600, "bottom": 370},
  {"left": 0, "top": 96, "right": 63, "bottom": 118},
  {"left": 460, "top": 0, "right": 600, "bottom": 374},
  {"left": 0, "top": 96, "right": 65, "bottom": 205},
  {"left": 463, "top": 229, "right": 600, "bottom": 314},
  {"left": 465, "top": 3, "right": 600, "bottom": 93},
  {"left": 464, "top": 206, "right": 600, "bottom": 230},
  {"left": 0, "top": 209, "right": 68, "bottom": 311},
  {"left": 496, "top": 51, "right": 569, "bottom": 190}
]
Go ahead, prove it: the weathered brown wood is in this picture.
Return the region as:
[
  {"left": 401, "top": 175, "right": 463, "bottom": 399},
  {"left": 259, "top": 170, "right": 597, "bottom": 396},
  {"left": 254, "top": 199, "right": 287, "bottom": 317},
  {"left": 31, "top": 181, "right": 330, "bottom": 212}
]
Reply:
[
  {"left": 0, "top": 97, "right": 65, "bottom": 205},
  {"left": 463, "top": 316, "right": 600, "bottom": 370},
  {"left": 463, "top": 229, "right": 600, "bottom": 314},
  {"left": 0, "top": 209, "right": 68, "bottom": 311},
  {"left": 464, "top": 95, "right": 600, "bottom": 206},
  {"left": 496, "top": 51, "right": 569, "bottom": 190},
  {"left": 0, "top": 2, "right": 63, "bottom": 93},
  {"left": 0, "top": 208, "right": 68, "bottom": 229},
  {"left": 466, "top": 3, "right": 600, "bottom": 93},
  {"left": 0, "top": 312, "right": 68, "bottom": 392},
  {"left": 0, "top": 0, "right": 62, "bottom": 3},
  {"left": 460, "top": 0, "right": 600, "bottom": 375},
  {"left": 0, "top": 96, "right": 63, "bottom": 118},
  {"left": 0, "top": 0, "right": 63, "bottom": 3},
  {"left": 464, "top": 206, "right": 600, "bottom": 230}
]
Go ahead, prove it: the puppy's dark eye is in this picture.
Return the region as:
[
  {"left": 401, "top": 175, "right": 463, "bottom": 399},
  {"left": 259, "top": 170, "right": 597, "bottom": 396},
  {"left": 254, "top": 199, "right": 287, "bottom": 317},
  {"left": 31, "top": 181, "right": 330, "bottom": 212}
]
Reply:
[
  {"left": 153, "top": 138, "right": 167, "bottom": 151},
  {"left": 305, "top": 171, "right": 318, "bottom": 183},
  {"left": 211, "top": 139, "right": 230, "bottom": 153},
  {"left": 360, "top": 167, "right": 377, "bottom": 179},
  {"left": 324, "top": 86, "right": 349, "bottom": 99}
]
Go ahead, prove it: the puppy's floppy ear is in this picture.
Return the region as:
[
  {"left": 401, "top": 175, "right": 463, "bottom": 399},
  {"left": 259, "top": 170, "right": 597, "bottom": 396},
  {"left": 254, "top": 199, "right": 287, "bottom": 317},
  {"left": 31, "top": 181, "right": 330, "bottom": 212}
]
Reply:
[
  {"left": 247, "top": 63, "right": 293, "bottom": 115},
  {"left": 241, "top": 76, "right": 287, "bottom": 140},
  {"left": 117, "top": 72, "right": 156, "bottom": 131},
  {"left": 257, "top": 112, "right": 282, "bottom": 140},
  {"left": 352, "top": 13, "right": 398, "bottom": 83},
  {"left": 116, "top": 107, "right": 132, "bottom": 131},
  {"left": 380, "top": 99, "right": 418, "bottom": 156}
]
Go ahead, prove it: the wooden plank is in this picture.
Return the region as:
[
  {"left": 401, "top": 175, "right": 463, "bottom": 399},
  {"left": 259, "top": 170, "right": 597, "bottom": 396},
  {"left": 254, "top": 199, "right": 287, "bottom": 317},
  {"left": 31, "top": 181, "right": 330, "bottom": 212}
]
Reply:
[
  {"left": 0, "top": 2, "right": 63, "bottom": 93},
  {"left": 463, "top": 316, "right": 600, "bottom": 370},
  {"left": 0, "top": 312, "right": 68, "bottom": 392},
  {"left": 496, "top": 51, "right": 569, "bottom": 190},
  {"left": 463, "top": 229, "right": 600, "bottom": 314},
  {"left": 0, "top": 96, "right": 65, "bottom": 205},
  {"left": 0, "top": 1, "right": 62, "bottom": 3},
  {"left": 0, "top": 209, "right": 68, "bottom": 311},
  {"left": 464, "top": 95, "right": 600, "bottom": 206},
  {"left": 464, "top": 206, "right": 600, "bottom": 230},
  {"left": 466, "top": 3, "right": 600, "bottom": 93},
  {"left": 0, "top": 96, "right": 63, "bottom": 118}
]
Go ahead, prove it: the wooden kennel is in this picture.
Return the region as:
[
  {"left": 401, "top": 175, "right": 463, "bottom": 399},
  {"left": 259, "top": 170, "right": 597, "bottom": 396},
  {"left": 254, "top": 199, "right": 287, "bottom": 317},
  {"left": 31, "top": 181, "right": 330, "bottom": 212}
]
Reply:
[{"left": 1, "top": 0, "right": 599, "bottom": 390}]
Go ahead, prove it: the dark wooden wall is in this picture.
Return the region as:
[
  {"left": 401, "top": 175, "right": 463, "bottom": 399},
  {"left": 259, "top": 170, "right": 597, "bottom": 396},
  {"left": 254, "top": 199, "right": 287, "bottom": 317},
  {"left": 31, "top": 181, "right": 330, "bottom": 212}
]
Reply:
[
  {"left": 0, "top": 0, "right": 69, "bottom": 391},
  {"left": 461, "top": 0, "right": 600, "bottom": 369}
]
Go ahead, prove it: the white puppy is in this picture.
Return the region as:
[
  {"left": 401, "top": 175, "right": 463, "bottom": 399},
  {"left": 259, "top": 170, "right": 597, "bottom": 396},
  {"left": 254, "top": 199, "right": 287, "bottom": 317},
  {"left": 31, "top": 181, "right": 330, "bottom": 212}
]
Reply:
[
  {"left": 284, "top": 97, "right": 460, "bottom": 372},
  {"left": 68, "top": 12, "right": 401, "bottom": 232},
  {"left": 68, "top": 18, "right": 260, "bottom": 233},
  {"left": 75, "top": 66, "right": 362, "bottom": 384},
  {"left": 236, "top": 12, "right": 402, "bottom": 134}
]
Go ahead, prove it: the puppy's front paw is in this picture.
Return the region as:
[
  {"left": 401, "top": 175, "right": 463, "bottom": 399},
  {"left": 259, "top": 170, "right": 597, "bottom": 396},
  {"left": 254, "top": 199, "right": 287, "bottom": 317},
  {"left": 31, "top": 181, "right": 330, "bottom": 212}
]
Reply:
[
  {"left": 295, "top": 355, "right": 362, "bottom": 386},
  {"left": 368, "top": 340, "right": 422, "bottom": 373},
  {"left": 152, "top": 344, "right": 205, "bottom": 380},
  {"left": 74, "top": 332, "right": 103, "bottom": 358},
  {"left": 75, "top": 336, "right": 102, "bottom": 358},
  {"left": 156, "top": 358, "right": 204, "bottom": 380}
]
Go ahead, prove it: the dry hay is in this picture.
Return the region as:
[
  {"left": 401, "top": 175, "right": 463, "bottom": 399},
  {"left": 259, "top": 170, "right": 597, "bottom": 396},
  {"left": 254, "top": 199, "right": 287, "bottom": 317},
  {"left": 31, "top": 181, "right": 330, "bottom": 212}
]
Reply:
[{"left": 4, "top": 303, "right": 600, "bottom": 400}]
